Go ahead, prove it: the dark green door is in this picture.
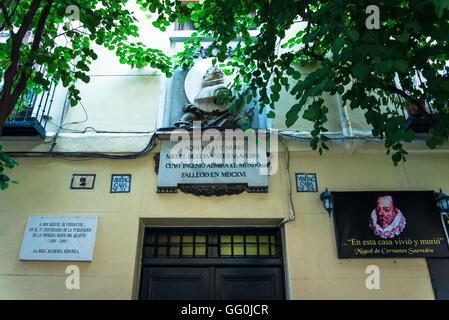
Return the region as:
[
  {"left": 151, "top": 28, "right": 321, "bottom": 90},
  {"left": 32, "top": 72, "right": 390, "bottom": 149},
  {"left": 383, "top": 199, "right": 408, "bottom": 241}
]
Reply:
[{"left": 139, "top": 227, "right": 285, "bottom": 300}]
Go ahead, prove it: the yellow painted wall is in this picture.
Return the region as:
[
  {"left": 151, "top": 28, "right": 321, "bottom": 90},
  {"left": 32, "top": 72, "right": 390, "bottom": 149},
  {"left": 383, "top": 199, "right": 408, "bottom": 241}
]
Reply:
[
  {"left": 0, "top": 140, "right": 447, "bottom": 300},
  {"left": 284, "top": 150, "right": 449, "bottom": 300}
]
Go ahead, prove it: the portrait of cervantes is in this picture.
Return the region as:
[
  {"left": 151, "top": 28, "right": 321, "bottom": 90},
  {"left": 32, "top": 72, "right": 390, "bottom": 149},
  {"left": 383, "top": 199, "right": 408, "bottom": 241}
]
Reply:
[{"left": 368, "top": 195, "right": 406, "bottom": 239}]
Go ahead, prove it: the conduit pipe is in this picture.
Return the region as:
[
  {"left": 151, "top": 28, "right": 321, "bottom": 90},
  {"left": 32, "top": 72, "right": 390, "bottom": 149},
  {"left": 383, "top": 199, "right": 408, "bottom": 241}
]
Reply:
[
  {"left": 280, "top": 136, "right": 296, "bottom": 226},
  {"left": 336, "top": 93, "right": 353, "bottom": 137}
]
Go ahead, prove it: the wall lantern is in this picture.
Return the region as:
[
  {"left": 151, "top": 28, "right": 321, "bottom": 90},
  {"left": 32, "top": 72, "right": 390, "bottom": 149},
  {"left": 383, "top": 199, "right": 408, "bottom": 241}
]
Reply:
[
  {"left": 320, "top": 188, "right": 334, "bottom": 217},
  {"left": 435, "top": 189, "right": 449, "bottom": 213},
  {"left": 435, "top": 189, "right": 449, "bottom": 247}
]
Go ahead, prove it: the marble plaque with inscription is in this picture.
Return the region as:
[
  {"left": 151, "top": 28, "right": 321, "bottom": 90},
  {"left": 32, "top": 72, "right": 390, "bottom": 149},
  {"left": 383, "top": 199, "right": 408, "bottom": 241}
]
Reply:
[
  {"left": 157, "top": 140, "right": 269, "bottom": 194},
  {"left": 19, "top": 216, "right": 98, "bottom": 261}
]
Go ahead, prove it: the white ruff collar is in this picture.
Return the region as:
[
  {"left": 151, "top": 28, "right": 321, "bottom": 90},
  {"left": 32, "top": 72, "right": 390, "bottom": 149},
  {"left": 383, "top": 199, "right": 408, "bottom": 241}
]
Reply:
[{"left": 369, "top": 209, "right": 406, "bottom": 239}]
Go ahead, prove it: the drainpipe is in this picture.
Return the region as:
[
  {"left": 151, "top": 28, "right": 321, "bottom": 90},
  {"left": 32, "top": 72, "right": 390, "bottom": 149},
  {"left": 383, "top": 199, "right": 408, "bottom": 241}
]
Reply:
[
  {"left": 279, "top": 136, "right": 294, "bottom": 301},
  {"left": 280, "top": 136, "right": 295, "bottom": 226},
  {"left": 49, "top": 88, "right": 70, "bottom": 152},
  {"left": 336, "top": 93, "right": 353, "bottom": 137}
]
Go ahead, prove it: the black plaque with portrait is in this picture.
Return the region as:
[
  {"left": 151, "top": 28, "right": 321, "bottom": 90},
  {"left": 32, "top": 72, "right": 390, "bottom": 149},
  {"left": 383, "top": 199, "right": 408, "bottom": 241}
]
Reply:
[{"left": 332, "top": 191, "right": 449, "bottom": 258}]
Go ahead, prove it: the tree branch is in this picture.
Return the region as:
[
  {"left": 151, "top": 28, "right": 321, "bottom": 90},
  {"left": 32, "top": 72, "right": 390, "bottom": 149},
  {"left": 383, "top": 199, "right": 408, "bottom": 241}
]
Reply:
[
  {"left": 51, "top": 26, "right": 87, "bottom": 41},
  {"left": 0, "top": 0, "right": 41, "bottom": 134},
  {"left": 0, "top": 1, "right": 20, "bottom": 36},
  {"left": 385, "top": 84, "right": 435, "bottom": 126},
  {"left": 0, "top": 3, "right": 13, "bottom": 29},
  {"left": 9, "top": 0, "right": 53, "bottom": 110},
  {"left": 302, "top": 50, "right": 324, "bottom": 61},
  {"left": 301, "top": 45, "right": 435, "bottom": 128},
  {"left": 1, "top": 0, "right": 40, "bottom": 102}
]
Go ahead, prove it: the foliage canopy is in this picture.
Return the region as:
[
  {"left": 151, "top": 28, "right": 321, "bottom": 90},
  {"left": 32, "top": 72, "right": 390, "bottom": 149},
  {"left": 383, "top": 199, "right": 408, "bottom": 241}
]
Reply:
[
  {"left": 147, "top": 0, "right": 449, "bottom": 164},
  {"left": 0, "top": 0, "right": 449, "bottom": 188},
  {"left": 0, "top": 0, "right": 182, "bottom": 188}
]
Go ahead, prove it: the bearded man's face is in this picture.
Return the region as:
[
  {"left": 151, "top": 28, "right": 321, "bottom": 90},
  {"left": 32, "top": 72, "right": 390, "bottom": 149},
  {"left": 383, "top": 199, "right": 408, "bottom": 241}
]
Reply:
[{"left": 376, "top": 196, "right": 398, "bottom": 229}]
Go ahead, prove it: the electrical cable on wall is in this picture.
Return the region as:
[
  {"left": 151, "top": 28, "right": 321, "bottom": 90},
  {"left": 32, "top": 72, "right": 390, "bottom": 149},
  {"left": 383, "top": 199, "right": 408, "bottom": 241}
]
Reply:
[
  {"left": 8, "top": 130, "right": 157, "bottom": 160},
  {"left": 46, "top": 93, "right": 157, "bottom": 155},
  {"left": 18, "top": 83, "right": 409, "bottom": 162},
  {"left": 9, "top": 128, "right": 413, "bottom": 160}
]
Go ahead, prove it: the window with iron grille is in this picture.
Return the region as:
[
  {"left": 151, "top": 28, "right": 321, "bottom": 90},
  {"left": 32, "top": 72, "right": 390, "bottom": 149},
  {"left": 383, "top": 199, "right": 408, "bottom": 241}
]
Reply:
[
  {"left": 139, "top": 227, "right": 285, "bottom": 300},
  {"left": 142, "top": 227, "right": 282, "bottom": 260},
  {"left": 1, "top": 31, "right": 56, "bottom": 138}
]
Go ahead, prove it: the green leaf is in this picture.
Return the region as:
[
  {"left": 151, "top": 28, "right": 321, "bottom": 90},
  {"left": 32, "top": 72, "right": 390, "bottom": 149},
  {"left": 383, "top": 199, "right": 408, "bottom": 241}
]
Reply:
[
  {"left": 222, "top": 69, "right": 233, "bottom": 76},
  {"left": 352, "top": 63, "right": 370, "bottom": 80},
  {"left": 394, "top": 60, "right": 408, "bottom": 73},
  {"left": 346, "top": 29, "right": 359, "bottom": 42},
  {"left": 396, "top": 32, "right": 409, "bottom": 43},
  {"left": 433, "top": 1, "right": 449, "bottom": 18},
  {"left": 303, "top": 103, "right": 320, "bottom": 122}
]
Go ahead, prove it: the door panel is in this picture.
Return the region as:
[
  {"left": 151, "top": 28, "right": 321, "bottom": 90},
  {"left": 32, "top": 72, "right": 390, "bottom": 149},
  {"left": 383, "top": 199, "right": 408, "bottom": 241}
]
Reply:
[
  {"left": 427, "top": 258, "right": 449, "bottom": 300},
  {"left": 215, "top": 267, "right": 284, "bottom": 300},
  {"left": 140, "top": 267, "right": 210, "bottom": 300},
  {"left": 139, "top": 228, "right": 285, "bottom": 300}
]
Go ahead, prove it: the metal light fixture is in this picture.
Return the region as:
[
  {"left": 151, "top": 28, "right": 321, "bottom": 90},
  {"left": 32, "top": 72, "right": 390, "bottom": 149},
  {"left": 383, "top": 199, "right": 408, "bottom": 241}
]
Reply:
[
  {"left": 435, "top": 189, "right": 449, "bottom": 213},
  {"left": 435, "top": 189, "right": 449, "bottom": 247},
  {"left": 320, "top": 188, "right": 334, "bottom": 217}
]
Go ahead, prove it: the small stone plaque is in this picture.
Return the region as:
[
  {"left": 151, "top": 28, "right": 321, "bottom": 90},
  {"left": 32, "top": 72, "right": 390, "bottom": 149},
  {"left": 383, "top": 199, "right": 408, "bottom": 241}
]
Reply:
[
  {"left": 19, "top": 216, "right": 98, "bottom": 261},
  {"left": 295, "top": 173, "right": 318, "bottom": 192},
  {"left": 71, "top": 174, "right": 95, "bottom": 189},
  {"left": 110, "top": 174, "right": 131, "bottom": 193}
]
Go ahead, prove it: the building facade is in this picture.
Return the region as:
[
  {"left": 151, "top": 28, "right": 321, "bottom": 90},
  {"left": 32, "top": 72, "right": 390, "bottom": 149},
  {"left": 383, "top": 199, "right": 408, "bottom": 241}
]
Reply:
[{"left": 1, "top": 5, "right": 448, "bottom": 300}]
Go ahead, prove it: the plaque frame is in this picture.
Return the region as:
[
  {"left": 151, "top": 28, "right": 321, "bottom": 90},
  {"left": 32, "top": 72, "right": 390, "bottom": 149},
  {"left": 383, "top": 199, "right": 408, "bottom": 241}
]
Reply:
[
  {"left": 70, "top": 174, "right": 96, "bottom": 190},
  {"left": 110, "top": 174, "right": 132, "bottom": 193}
]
